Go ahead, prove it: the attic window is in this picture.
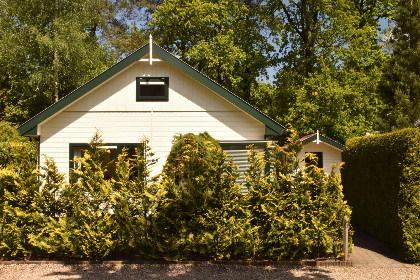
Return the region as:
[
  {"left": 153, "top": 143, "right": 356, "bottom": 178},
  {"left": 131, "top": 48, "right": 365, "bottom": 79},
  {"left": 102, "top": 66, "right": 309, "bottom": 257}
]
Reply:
[{"left": 136, "top": 77, "right": 169, "bottom": 101}]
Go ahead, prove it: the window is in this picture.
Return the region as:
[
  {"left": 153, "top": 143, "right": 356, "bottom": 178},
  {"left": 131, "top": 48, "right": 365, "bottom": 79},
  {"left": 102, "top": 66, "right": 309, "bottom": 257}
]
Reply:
[
  {"left": 305, "top": 152, "right": 323, "bottom": 168},
  {"left": 69, "top": 143, "right": 141, "bottom": 180},
  {"left": 220, "top": 141, "right": 269, "bottom": 194},
  {"left": 136, "top": 77, "right": 169, "bottom": 101}
]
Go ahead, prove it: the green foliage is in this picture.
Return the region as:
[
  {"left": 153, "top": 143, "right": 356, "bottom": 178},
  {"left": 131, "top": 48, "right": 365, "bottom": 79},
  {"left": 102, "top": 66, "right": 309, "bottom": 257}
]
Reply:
[
  {"left": 0, "top": 129, "right": 351, "bottom": 261},
  {"left": 28, "top": 157, "right": 68, "bottom": 256},
  {"left": 0, "top": 122, "right": 39, "bottom": 258},
  {"left": 253, "top": 0, "right": 388, "bottom": 143},
  {"left": 0, "top": 139, "right": 41, "bottom": 258},
  {"left": 0, "top": 122, "right": 37, "bottom": 167},
  {"left": 342, "top": 128, "right": 420, "bottom": 263},
  {"left": 112, "top": 139, "right": 161, "bottom": 257},
  {"left": 202, "top": 158, "right": 250, "bottom": 259},
  {"left": 153, "top": 132, "right": 249, "bottom": 260},
  {"left": 150, "top": 0, "right": 274, "bottom": 101},
  {"left": 379, "top": 0, "right": 420, "bottom": 130},
  {"left": 61, "top": 131, "right": 117, "bottom": 259},
  {"left": 245, "top": 126, "right": 351, "bottom": 260},
  {"left": 0, "top": 0, "right": 114, "bottom": 123}
]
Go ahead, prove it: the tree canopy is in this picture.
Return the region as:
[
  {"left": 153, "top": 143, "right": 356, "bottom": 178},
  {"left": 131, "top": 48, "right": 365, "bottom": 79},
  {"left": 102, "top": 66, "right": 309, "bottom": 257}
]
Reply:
[
  {"left": 1, "top": 0, "right": 418, "bottom": 142},
  {"left": 378, "top": 0, "right": 420, "bottom": 130}
]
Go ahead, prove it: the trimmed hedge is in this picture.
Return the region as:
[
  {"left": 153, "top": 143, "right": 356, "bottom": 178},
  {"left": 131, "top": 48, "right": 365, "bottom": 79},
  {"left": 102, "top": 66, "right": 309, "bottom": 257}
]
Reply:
[{"left": 342, "top": 128, "right": 420, "bottom": 263}]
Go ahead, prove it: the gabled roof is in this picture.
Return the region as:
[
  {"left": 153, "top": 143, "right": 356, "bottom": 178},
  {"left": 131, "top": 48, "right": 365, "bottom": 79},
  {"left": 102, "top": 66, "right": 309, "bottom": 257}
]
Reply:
[
  {"left": 18, "top": 42, "right": 285, "bottom": 136},
  {"left": 301, "top": 133, "right": 344, "bottom": 151}
]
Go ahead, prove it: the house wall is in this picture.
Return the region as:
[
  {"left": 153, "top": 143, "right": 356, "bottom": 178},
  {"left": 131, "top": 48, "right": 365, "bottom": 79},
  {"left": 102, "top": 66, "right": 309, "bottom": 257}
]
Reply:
[
  {"left": 38, "top": 58, "right": 265, "bottom": 177},
  {"left": 298, "top": 141, "right": 342, "bottom": 174}
]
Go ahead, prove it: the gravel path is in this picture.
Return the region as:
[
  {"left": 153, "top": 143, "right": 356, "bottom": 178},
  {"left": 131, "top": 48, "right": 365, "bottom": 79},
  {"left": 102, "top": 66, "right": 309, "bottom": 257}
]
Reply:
[{"left": 1, "top": 263, "right": 419, "bottom": 280}]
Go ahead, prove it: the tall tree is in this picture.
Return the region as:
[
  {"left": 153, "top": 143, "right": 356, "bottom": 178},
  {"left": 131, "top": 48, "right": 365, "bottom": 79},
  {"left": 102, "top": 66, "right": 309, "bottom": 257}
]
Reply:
[
  {"left": 254, "top": 0, "right": 389, "bottom": 142},
  {"left": 101, "top": 0, "right": 161, "bottom": 58},
  {"left": 150, "top": 0, "right": 274, "bottom": 101},
  {"left": 379, "top": 0, "right": 420, "bottom": 130},
  {"left": 0, "top": 0, "right": 159, "bottom": 124},
  {"left": 0, "top": 0, "right": 113, "bottom": 124}
]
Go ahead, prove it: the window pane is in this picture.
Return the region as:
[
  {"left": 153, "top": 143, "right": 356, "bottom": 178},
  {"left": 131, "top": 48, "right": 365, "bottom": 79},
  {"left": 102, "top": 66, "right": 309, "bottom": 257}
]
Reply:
[
  {"left": 99, "top": 148, "right": 118, "bottom": 180},
  {"left": 140, "top": 84, "right": 165, "bottom": 97}
]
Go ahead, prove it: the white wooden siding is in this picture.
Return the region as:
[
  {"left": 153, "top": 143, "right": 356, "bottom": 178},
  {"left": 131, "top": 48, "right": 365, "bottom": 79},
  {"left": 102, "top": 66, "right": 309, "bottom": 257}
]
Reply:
[
  {"left": 39, "top": 59, "right": 265, "bottom": 177},
  {"left": 65, "top": 61, "right": 239, "bottom": 113},
  {"left": 298, "top": 142, "right": 342, "bottom": 174}
]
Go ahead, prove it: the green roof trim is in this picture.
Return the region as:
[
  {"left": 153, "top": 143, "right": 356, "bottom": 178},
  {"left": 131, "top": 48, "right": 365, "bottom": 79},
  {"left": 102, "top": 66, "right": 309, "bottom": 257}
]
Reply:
[
  {"left": 18, "top": 42, "right": 284, "bottom": 136},
  {"left": 302, "top": 134, "right": 344, "bottom": 151}
]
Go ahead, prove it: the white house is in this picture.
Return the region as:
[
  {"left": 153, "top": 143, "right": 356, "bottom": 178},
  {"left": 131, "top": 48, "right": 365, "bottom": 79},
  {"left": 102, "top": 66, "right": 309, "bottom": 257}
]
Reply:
[
  {"left": 17, "top": 39, "right": 284, "bottom": 178},
  {"left": 299, "top": 132, "right": 344, "bottom": 174}
]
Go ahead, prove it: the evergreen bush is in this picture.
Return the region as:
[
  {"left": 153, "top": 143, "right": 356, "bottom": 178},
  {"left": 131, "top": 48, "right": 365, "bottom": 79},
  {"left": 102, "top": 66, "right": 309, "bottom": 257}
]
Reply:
[
  {"left": 111, "top": 139, "right": 162, "bottom": 257},
  {"left": 245, "top": 127, "right": 351, "bottom": 260},
  {"left": 0, "top": 128, "right": 352, "bottom": 261},
  {"left": 153, "top": 132, "right": 249, "bottom": 260},
  {"left": 0, "top": 138, "right": 40, "bottom": 258}
]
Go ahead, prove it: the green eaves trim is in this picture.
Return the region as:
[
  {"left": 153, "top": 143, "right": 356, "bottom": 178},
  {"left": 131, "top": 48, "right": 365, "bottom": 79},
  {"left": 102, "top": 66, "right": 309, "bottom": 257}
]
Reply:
[
  {"left": 152, "top": 44, "right": 285, "bottom": 135},
  {"left": 265, "top": 126, "right": 278, "bottom": 136},
  {"left": 302, "top": 134, "right": 344, "bottom": 150},
  {"left": 18, "top": 42, "right": 284, "bottom": 136},
  {"left": 17, "top": 44, "right": 150, "bottom": 136}
]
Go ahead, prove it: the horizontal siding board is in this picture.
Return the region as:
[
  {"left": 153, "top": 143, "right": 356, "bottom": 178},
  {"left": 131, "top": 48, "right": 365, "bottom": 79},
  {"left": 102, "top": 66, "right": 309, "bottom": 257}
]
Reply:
[
  {"left": 40, "top": 110, "right": 264, "bottom": 178},
  {"left": 34, "top": 48, "right": 276, "bottom": 179},
  {"left": 65, "top": 62, "right": 243, "bottom": 114}
]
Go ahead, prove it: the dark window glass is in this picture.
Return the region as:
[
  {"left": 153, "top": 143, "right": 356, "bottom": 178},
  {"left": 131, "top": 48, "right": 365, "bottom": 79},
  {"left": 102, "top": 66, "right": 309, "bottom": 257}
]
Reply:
[
  {"left": 136, "top": 77, "right": 169, "bottom": 101},
  {"left": 139, "top": 84, "right": 165, "bottom": 97}
]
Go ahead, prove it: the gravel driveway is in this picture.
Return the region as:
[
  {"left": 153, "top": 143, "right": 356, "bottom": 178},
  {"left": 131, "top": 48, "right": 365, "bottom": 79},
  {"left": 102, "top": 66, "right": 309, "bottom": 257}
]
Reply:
[{"left": 1, "top": 263, "right": 419, "bottom": 280}]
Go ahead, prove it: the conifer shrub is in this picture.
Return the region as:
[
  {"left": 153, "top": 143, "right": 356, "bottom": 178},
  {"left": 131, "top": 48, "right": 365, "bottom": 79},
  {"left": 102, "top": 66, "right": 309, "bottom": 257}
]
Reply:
[
  {"left": 29, "top": 134, "right": 160, "bottom": 260},
  {"left": 245, "top": 127, "right": 351, "bottom": 260},
  {"left": 0, "top": 127, "right": 352, "bottom": 261},
  {"left": 342, "top": 128, "right": 420, "bottom": 263},
  {"left": 111, "top": 139, "right": 162, "bottom": 257},
  {"left": 0, "top": 128, "right": 40, "bottom": 258},
  {"left": 0, "top": 121, "right": 37, "bottom": 167},
  {"left": 30, "top": 132, "right": 118, "bottom": 259},
  {"left": 153, "top": 132, "right": 249, "bottom": 260}
]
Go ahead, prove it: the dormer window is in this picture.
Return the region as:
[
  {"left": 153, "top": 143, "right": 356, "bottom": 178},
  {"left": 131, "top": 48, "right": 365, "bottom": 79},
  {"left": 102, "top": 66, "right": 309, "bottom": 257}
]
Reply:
[{"left": 136, "top": 77, "right": 169, "bottom": 101}]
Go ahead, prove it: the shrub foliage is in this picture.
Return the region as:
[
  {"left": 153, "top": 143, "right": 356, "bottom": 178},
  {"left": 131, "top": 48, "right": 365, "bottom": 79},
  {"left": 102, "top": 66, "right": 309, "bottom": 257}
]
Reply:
[
  {"left": 0, "top": 125, "right": 351, "bottom": 260},
  {"left": 342, "top": 128, "right": 420, "bottom": 263}
]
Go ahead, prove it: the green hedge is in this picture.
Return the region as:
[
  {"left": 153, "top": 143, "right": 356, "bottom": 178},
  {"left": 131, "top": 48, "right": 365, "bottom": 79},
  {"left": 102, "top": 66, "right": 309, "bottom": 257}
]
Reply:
[
  {"left": 0, "top": 128, "right": 351, "bottom": 261},
  {"left": 342, "top": 128, "right": 420, "bottom": 263}
]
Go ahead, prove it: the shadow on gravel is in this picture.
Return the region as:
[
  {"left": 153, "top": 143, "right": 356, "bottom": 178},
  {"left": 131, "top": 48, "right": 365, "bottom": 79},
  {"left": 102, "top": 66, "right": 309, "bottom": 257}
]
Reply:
[
  {"left": 353, "top": 227, "right": 405, "bottom": 262},
  {"left": 46, "top": 263, "right": 336, "bottom": 280}
]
